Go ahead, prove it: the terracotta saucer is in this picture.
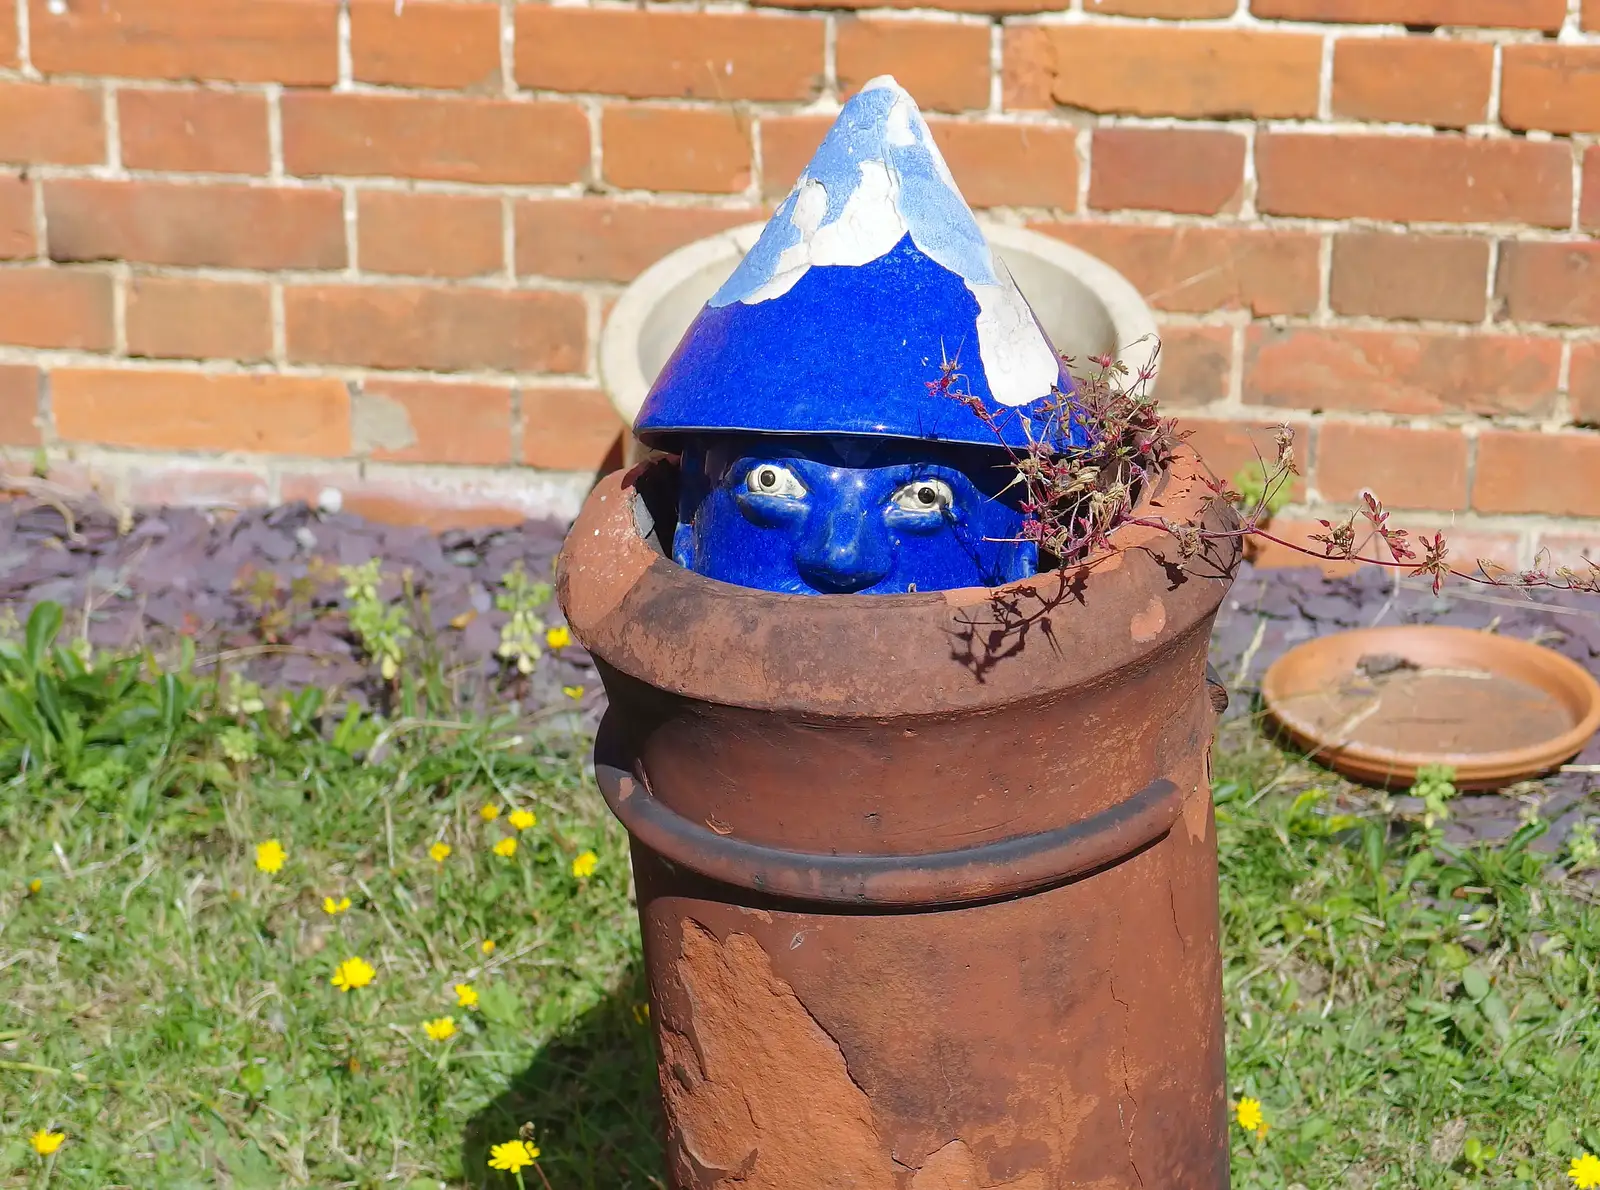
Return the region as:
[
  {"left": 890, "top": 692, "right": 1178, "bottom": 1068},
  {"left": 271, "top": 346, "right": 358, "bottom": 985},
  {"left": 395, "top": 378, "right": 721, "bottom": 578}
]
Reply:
[{"left": 1260, "top": 625, "right": 1600, "bottom": 790}]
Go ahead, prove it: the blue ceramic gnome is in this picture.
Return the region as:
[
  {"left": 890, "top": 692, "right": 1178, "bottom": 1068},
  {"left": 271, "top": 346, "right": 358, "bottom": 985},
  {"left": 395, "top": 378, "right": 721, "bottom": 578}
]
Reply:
[{"left": 633, "top": 76, "right": 1081, "bottom": 596}]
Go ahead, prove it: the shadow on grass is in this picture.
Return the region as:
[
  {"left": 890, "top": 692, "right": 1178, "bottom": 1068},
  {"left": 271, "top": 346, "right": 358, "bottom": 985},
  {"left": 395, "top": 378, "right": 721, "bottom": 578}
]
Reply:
[{"left": 463, "top": 962, "right": 665, "bottom": 1190}]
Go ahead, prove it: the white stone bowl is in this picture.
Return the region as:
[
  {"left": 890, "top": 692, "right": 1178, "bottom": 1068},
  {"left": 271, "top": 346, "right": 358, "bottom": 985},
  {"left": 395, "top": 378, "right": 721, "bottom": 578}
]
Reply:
[{"left": 599, "top": 221, "right": 1160, "bottom": 460}]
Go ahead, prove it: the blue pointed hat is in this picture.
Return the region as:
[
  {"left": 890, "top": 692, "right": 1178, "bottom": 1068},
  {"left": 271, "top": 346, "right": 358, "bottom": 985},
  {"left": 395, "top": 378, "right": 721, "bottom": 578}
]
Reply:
[{"left": 633, "top": 76, "right": 1076, "bottom": 452}]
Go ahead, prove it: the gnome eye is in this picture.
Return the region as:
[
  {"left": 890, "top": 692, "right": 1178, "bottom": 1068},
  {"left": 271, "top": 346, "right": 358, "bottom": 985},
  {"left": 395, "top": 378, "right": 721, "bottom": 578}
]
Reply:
[
  {"left": 891, "top": 479, "right": 953, "bottom": 513},
  {"left": 745, "top": 464, "right": 806, "bottom": 499}
]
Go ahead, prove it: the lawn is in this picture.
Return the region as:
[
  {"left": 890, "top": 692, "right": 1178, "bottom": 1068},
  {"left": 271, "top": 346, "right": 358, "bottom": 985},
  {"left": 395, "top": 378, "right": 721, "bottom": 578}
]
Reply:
[{"left": 2, "top": 600, "right": 1599, "bottom": 1189}]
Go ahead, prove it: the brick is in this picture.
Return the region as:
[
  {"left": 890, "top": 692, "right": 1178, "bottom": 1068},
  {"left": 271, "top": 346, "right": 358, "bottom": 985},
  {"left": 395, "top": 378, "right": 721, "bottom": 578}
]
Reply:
[
  {"left": 30, "top": 0, "right": 339, "bottom": 85},
  {"left": 836, "top": 19, "right": 991, "bottom": 113},
  {"left": 516, "top": 200, "right": 759, "bottom": 284},
  {"left": 283, "top": 93, "right": 590, "bottom": 186},
  {"left": 761, "top": 115, "right": 835, "bottom": 198},
  {"left": 1244, "top": 327, "right": 1559, "bottom": 418},
  {"left": 602, "top": 107, "right": 752, "bottom": 195},
  {"left": 0, "top": 82, "right": 105, "bottom": 166},
  {"left": 46, "top": 179, "right": 345, "bottom": 270},
  {"left": 1178, "top": 417, "right": 1308, "bottom": 501},
  {"left": 0, "top": 365, "right": 40, "bottom": 446},
  {"left": 1532, "top": 534, "right": 1600, "bottom": 574},
  {"left": 1004, "top": 26, "right": 1321, "bottom": 119},
  {"left": 762, "top": 116, "right": 1078, "bottom": 208},
  {"left": 516, "top": 8, "right": 823, "bottom": 103},
  {"left": 754, "top": 0, "right": 1063, "bottom": 13},
  {"left": 1246, "top": 518, "right": 1519, "bottom": 574},
  {"left": 1089, "top": 127, "right": 1245, "bottom": 216},
  {"left": 1574, "top": 342, "right": 1600, "bottom": 427},
  {"left": 1033, "top": 223, "right": 1319, "bottom": 316},
  {"left": 13, "top": 460, "right": 105, "bottom": 502},
  {"left": 1584, "top": 147, "right": 1600, "bottom": 234},
  {"left": 1316, "top": 423, "right": 1468, "bottom": 511},
  {"left": 1331, "top": 38, "right": 1492, "bottom": 129},
  {"left": 356, "top": 379, "right": 512, "bottom": 465},
  {"left": 1495, "top": 242, "right": 1600, "bottom": 328},
  {"left": 52, "top": 368, "right": 350, "bottom": 457},
  {"left": 284, "top": 285, "right": 586, "bottom": 374},
  {"left": 358, "top": 191, "right": 503, "bottom": 279},
  {"left": 1588, "top": 0, "right": 1600, "bottom": 30},
  {"left": 1255, "top": 133, "right": 1570, "bottom": 228},
  {"left": 0, "top": 267, "right": 113, "bottom": 350},
  {"left": 0, "top": 176, "right": 34, "bottom": 260},
  {"left": 1474, "top": 430, "right": 1600, "bottom": 517},
  {"left": 929, "top": 122, "right": 1079, "bottom": 209},
  {"left": 279, "top": 471, "right": 538, "bottom": 530},
  {"left": 125, "top": 277, "right": 272, "bottom": 362},
  {"left": 126, "top": 466, "right": 270, "bottom": 508},
  {"left": 1084, "top": 0, "right": 1234, "bottom": 14},
  {"left": 1426, "top": 529, "right": 1521, "bottom": 572},
  {"left": 118, "top": 89, "right": 269, "bottom": 174},
  {"left": 1248, "top": 0, "right": 1564, "bottom": 30},
  {"left": 1502, "top": 46, "right": 1600, "bottom": 135},
  {"left": 350, "top": 0, "right": 500, "bottom": 91},
  {"left": 523, "top": 386, "right": 626, "bottom": 472},
  {"left": 1330, "top": 233, "right": 1488, "bottom": 323},
  {"left": 0, "top": 0, "right": 15, "bottom": 66},
  {"left": 1154, "top": 325, "right": 1233, "bottom": 407}
]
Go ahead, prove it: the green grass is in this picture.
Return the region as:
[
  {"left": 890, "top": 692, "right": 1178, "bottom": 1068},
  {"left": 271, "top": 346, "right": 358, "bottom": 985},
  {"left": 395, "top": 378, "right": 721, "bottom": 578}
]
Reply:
[
  {"left": 1, "top": 602, "right": 1598, "bottom": 1188},
  {"left": 1216, "top": 724, "right": 1600, "bottom": 1190},
  {"left": 0, "top": 606, "right": 651, "bottom": 1189}
]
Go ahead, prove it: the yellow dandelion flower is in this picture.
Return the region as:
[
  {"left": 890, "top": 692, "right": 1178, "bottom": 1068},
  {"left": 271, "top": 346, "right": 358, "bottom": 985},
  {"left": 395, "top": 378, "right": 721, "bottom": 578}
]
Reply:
[
  {"left": 331, "top": 956, "right": 376, "bottom": 992},
  {"left": 1571, "top": 1154, "right": 1600, "bottom": 1189},
  {"left": 508, "top": 808, "right": 536, "bottom": 832},
  {"left": 27, "top": 878, "right": 41, "bottom": 895},
  {"left": 488, "top": 1139, "right": 540, "bottom": 1172},
  {"left": 632, "top": 1002, "right": 650, "bottom": 1024},
  {"left": 455, "top": 982, "right": 479, "bottom": 1009},
  {"left": 479, "top": 804, "right": 500, "bottom": 822},
  {"left": 29, "top": 1129, "right": 65, "bottom": 1157},
  {"left": 561, "top": 684, "right": 584, "bottom": 701},
  {"left": 322, "top": 895, "right": 351, "bottom": 916},
  {"left": 481, "top": 940, "right": 496, "bottom": 954},
  {"left": 1234, "top": 1098, "right": 1264, "bottom": 1133},
  {"left": 571, "top": 850, "right": 598, "bottom": 879},
  {"left": 422, "top": 1016, "right": 456, "bottom": 1041},
  {"left": 429, "top": 841, "right": 451, "bottom": 863},
  {"left": 255, "top": 839, "right": 287, "bottom": 874},
  {"left": 493, "top": 836, "right": 518, "bottom": 858},
  {"left": 545, "top": 625, "right": 572, "bottom": 650}
]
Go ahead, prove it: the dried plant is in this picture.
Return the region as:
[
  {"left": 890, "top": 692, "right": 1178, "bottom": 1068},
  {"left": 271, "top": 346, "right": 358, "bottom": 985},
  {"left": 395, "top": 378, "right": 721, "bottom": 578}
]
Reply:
[{"left": 939, "top": 341, "right": 1600, "bottom": 596}]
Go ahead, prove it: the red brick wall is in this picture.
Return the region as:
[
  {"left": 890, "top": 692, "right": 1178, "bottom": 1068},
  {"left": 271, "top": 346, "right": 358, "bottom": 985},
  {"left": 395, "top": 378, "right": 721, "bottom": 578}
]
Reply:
[{"left": 0, "top": 0, "right": 1595, "bottom": 559}]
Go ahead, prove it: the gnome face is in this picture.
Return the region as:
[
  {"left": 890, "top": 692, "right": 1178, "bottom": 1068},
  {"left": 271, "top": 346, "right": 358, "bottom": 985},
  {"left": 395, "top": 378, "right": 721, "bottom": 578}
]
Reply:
[
  {"left": 635, "top": 75, "right": 1079, "bottom": 595},
  {"left": 671, "top": 435, "right": 1036, "bottom": 595}
]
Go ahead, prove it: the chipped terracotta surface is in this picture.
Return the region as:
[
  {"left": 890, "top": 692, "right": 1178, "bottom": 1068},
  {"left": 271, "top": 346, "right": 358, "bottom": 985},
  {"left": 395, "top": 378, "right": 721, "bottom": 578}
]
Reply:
[
  {"left": 909, "top": 1139, "right": 1047, "bottom": 1189},
  {"left": 1183, "top": 782, "right": 1214, "bottom": 843},
  {"left": 1129, "top": 594, "right": 1167, "bottom": 642},
  {"left": 658, "top": 922, "right": 894, "bottom": 1188},
  {"left": 563, "top": 444, "right": 1239, "bottom": 1188},
  {"left": 558, "top": 470, "right": 656, "bottom": 632}
]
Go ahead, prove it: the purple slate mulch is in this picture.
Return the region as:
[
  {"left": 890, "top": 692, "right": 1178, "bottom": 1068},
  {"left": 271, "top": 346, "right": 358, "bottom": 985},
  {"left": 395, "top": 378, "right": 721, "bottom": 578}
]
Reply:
[
  {"left": 3, "top": 492, "right": 1597, "bottom": 849},
  {"left": 1213, "top": 562, "right": 1600, "bottom": 853},
  {"left": 0, "top": 496, "right": 600, "bottom": 731}
]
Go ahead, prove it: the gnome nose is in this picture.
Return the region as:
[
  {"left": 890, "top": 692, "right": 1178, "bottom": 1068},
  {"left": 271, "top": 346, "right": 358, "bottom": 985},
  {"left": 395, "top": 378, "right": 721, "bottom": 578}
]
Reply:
[{"left": 797, "top": 508, "right": 893, "bottom": 594}]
